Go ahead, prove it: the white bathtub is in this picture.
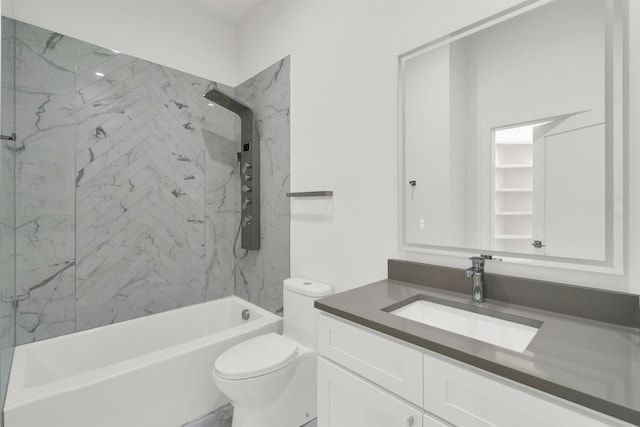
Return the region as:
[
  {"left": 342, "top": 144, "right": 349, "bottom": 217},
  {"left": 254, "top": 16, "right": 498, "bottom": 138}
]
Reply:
[{"left": 4, "top": 296, "right": 282, "bottom": 427}]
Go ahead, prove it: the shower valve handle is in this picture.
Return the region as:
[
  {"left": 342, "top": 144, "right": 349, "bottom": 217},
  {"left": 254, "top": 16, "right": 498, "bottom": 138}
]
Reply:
[
  {"left": 242, "top": 185, "right": 252, "bottom": 193},
  {"left": 241, "top": 162, "right": 252, "bottom": 174}
]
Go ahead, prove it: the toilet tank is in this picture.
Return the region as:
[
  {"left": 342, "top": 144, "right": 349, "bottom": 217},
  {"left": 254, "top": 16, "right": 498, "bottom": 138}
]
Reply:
[{"left": 283, "top": 278, "right": 333, "bottom": 349}]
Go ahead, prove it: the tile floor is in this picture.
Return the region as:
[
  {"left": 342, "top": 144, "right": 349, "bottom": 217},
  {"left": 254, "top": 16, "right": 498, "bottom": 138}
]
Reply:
[
  {"left": 182, "top": 403, "right": 318, "bottom": 427},
  {"left": 182, "top": 404, "right": 232, "bottom": 427}
]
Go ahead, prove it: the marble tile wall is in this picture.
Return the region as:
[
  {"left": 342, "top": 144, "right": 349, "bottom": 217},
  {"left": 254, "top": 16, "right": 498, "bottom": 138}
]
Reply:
[
  {"left": 73, "top": 49, "right": 213, "bottom": 331},
  {"left": 234, "top": 58, "right": 291, "bottom": 314},
  {"left": 0, "top": 138, "right": 14, "bottom": 346},
  {"left": 1, "top": 15, "right": 17, "bottom": 414},
  {"left": 8, "top": 18, "right": 290, "bottom": 345},
  {"left": 204, "top": 85, "right": 240, "bottom": 303},
  {"left": 13, "top": 21, "right": 80, "bottom": 343}
]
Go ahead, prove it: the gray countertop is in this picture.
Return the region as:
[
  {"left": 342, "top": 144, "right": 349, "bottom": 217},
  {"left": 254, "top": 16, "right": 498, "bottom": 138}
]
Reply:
[{"left": 315, "top": 279, "right": 640, "bottom": 425}]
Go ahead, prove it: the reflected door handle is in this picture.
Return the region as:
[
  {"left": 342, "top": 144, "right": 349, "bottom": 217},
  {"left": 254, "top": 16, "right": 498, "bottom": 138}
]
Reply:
[
  {"left": 409, "top": 180, "right": 416, "bottom": 187},
  {"left": 532, "top": 240, "right": 545, "bottom": 248}
]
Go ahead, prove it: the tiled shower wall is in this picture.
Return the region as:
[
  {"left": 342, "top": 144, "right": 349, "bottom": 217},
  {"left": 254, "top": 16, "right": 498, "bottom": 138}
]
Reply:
[
  {"left": 1, "top": 16, "right": 16, "bottom": 411},
  {"left": 204, "top": 57, "right": 291, "bottom": 314},
  {"left": 234, "top": 59, "right": 290, "bottom": 314},
  {"left": 5, "top": 18, "right": 289, "bottom": 345}
]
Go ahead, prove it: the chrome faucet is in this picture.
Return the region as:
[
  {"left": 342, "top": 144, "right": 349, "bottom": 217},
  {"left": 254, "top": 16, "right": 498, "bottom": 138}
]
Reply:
[{"left": 466, "top": 256, "right": 485, "bottom": 303}]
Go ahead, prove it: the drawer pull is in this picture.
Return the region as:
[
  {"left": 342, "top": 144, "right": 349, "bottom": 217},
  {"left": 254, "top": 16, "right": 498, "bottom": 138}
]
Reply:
[{"left": 406, "top": 415, "right": 415, "bottom": 426}]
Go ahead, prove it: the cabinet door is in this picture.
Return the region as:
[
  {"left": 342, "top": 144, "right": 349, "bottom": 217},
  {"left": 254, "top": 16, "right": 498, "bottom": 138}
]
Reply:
[
  {"left": 318, "top": 313, "right": 423, "bottom": 406},
  {"left": 424, "top": 353, "right": 622, "bottom": 427},
  {"left": 318, "top": 357, "right": 423, "bottom": 427}
]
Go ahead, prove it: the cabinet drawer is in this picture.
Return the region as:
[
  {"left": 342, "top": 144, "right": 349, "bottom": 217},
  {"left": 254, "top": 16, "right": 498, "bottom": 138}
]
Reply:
[
  {"left": 423, "top": 353, "right": 624, "bottom": 427},
  {"left": 318, "top": 313, "right": 423, "bottom": 406},
  {"left": 318, "top": 357, "right": 423, "bottom": 427}
]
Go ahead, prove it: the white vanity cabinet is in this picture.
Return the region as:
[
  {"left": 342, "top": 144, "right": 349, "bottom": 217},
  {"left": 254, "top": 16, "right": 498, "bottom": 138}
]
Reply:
[{"left": 317, "top": 313, "right": 631, "bottom": 427}]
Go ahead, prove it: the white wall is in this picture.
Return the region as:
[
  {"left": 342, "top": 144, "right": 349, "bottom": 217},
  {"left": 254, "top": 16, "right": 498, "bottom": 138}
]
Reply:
[
  {"left": 236, "top": 0, "right": 640, "bottom": 295},
  {"left": 626, "top": 0, "right": 640, "bottom": 295},
  {"left": 0, "top": 0, "right": 237, "bottom": 85}
]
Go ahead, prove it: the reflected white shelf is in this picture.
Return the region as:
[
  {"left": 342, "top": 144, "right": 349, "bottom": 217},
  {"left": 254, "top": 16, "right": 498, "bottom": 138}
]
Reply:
[
  {"left": 495, "top": 211, "right": 532, "bottom": 216},
  {"left": 495, "top": 188, "right": 533, "bottom": 192},
  {"left": 495, "top": 140, "right": 533, "bottom": 145},
  {"left": 495, "top": 234, "right": 533, "bottom": 240},
  {"left": 495, "top": 163, "right": 533, "bottom": 169}
]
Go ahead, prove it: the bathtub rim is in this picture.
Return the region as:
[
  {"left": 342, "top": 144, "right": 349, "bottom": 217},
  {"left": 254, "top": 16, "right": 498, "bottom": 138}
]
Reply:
[{"left": 5, "top": 296, "right": 282, "bottom": 411}]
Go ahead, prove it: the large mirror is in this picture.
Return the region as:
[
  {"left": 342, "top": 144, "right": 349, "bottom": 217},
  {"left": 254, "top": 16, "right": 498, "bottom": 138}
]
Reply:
[{"left": 400, "top": 0, "right": 625, "bottom": 269}]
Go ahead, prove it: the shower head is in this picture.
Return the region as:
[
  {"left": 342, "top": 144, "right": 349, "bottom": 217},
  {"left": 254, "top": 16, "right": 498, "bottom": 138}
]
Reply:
[{"left": 204, "top": 88, "right": 252, "bottom": 117}]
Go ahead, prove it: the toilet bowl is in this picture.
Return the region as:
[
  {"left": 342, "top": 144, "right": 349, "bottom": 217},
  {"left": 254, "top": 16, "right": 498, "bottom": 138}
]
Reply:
[{"left": 212, "top": 278, "right": 332, "bottom": 427}]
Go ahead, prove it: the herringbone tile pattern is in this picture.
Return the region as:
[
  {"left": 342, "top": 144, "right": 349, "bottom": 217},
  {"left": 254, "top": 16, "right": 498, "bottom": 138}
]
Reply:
[{"left": 74, "top": 49, "right": 208, "bottom": 330}]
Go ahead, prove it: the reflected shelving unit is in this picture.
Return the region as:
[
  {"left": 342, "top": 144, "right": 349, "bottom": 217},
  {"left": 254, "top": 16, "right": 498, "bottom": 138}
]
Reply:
[{"left": 493, "top": 129, "right": 534, "bottom": 253}]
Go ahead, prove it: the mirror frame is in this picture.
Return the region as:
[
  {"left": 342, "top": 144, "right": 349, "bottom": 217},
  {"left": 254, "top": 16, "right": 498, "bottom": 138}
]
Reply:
[{"left": 398, "top": 0, "right": 626, "bottom": 273}]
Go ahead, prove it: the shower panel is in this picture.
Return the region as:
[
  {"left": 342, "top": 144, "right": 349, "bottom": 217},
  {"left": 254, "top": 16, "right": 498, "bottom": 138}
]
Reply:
[{"left": 204, "top": 89, "right": 260, "bottom": 250}]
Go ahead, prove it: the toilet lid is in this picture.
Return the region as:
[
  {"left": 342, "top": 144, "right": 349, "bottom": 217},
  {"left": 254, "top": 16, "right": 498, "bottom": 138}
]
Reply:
[{"left": 214, "top": 333, "right": 298, "bottom": 380}]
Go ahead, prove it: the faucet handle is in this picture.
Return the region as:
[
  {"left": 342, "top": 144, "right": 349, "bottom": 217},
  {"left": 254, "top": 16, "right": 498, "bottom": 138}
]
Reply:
[{"left": 468, "top": 256, "right": 485, "bottom": 268}]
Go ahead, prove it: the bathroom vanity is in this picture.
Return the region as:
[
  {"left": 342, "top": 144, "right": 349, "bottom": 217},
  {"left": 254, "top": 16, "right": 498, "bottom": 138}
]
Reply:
[{"left": 314, "top": 261, "right": 640, "bottom": 427}]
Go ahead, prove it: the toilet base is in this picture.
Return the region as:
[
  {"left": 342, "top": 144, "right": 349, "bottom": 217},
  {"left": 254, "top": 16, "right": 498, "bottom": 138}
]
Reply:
[{"left": 230, "top": 350, "right": 317, "bottom": 427}]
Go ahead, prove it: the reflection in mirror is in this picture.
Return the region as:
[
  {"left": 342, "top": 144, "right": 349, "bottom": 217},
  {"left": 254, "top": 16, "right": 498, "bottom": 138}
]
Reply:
[
  {"left": 400, "top": 0, "right": 624, "bottom": 269},
  {"left": 493, "top": 111, "right": 605, "bottom": 260}
]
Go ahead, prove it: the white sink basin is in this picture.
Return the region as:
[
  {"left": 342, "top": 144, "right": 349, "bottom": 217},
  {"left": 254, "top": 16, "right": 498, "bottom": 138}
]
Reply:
[{"left": 389, "top": 297, "right": 541, "bottom": 353}]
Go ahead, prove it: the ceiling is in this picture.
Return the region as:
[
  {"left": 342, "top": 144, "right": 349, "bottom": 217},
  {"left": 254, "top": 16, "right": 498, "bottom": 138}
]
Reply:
[
  {"left": 1, "top": 0, "right": 268, "bottom": 27},
  {"left": 183, "top": 0, "right": 268, "bottom": 26}
]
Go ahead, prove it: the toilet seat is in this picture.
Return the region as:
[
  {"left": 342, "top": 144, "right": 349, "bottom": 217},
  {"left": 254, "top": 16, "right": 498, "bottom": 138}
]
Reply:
[{"left": 214, "top": 333, "right": 298, "bottom": 380}]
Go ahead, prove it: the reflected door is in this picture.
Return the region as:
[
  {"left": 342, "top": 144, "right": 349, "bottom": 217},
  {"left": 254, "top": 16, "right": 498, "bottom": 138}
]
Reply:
[{"left": 532, "top": 112, "right": 606, "bottom": 260}]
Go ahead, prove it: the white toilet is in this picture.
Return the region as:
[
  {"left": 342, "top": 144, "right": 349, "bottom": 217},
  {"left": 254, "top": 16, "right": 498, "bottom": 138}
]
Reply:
[{"left": 212, "top": 278, "right": 333, "bottom": 427}]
